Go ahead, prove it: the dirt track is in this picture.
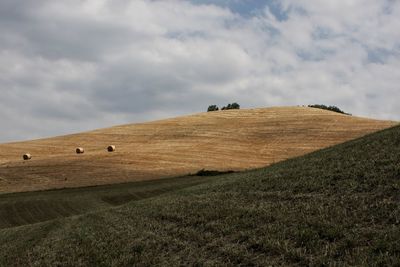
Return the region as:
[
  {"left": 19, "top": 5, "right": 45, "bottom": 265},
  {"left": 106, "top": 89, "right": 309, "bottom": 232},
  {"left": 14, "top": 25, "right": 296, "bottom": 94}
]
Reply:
[{"left": 0, "top": 107, "right": 397, "bottom": 193}]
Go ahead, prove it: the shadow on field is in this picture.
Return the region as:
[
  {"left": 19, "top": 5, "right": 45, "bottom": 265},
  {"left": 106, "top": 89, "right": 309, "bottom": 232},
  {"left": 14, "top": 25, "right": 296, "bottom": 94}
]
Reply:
[{"left": 0, "top": 175, "right": 215, "bottom": 229}]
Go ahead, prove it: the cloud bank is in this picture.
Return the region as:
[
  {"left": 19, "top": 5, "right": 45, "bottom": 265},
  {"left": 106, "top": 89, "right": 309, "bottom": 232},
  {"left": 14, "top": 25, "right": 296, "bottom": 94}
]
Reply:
[{"left": 0, "top": 0, "right": 399, "bottom": 142}]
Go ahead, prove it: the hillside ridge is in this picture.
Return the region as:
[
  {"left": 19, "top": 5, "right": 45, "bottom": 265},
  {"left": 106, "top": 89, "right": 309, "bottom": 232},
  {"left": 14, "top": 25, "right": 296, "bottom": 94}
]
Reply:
[{"left": 0, "top": 106, "right": 397, "bottom": 193}]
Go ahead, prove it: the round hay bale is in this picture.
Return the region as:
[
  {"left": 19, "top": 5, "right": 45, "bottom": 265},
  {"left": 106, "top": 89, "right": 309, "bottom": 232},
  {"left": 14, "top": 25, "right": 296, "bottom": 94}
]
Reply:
[
  {"left": 23, "top": 153, "right": 32, "bottom": 160},
  {"left": 107, "top": 145, "right": 116, "bottom": 152},
  {"left": 76, "top": 147, "right": 84, "bottom": 154}
]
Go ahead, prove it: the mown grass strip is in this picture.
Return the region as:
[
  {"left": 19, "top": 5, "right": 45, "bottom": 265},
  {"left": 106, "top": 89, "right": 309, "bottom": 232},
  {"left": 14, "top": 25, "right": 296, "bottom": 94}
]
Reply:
[{"left": 0, "top": 175, "right": 216, "bottom": 229}]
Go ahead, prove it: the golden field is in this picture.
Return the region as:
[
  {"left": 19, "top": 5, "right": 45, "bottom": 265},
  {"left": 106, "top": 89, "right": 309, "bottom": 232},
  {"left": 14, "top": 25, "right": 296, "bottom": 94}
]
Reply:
[{"left": 0, "top": 106, "right": 397, "bottom": 193}]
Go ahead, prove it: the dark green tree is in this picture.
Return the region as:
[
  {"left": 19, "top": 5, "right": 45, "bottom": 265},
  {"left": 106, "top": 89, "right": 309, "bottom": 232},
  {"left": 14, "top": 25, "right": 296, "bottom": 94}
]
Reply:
[
  {"left": 207, "top": 105, "right": 219, "bottom": 112},
  {"left": 221, "top": 102, "right": 240, "bottom": 110},
  {"left": 308, "top": 104, "right": 350, "bottom": 115},
  {"left": 230, "top": 102, "right": 240, "bottom": 109}
]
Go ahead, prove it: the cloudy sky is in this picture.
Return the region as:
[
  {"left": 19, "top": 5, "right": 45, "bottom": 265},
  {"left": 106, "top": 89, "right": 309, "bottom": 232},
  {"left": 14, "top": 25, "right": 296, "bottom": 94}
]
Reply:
[{"left": 1, "top": 0, "right": 399, "bottom": 142}]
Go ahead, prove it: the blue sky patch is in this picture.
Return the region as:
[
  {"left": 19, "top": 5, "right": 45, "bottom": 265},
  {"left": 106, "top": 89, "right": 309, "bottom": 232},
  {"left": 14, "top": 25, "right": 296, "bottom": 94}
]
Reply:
[{"left": 190, "top": 0, "right": 288, "bottom": 20}]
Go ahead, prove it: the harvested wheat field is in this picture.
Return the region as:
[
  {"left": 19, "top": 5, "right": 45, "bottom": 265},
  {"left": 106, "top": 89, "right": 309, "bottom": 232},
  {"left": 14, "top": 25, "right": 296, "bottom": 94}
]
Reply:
[{"left": 0, "top": 106, "right": 397, "bottom": 193}]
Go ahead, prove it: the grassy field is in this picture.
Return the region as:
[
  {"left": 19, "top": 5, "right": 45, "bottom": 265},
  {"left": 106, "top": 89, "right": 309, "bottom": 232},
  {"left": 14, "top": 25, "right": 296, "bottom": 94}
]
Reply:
[
  {"left": 0, "top": 175, "right": 215, "bottom": 229},
  {"left": 0, "top": 125, "right": 399, "bottom": 265},
  {"left": 0, "top": 106, "right": 396, "bottom": 193}
]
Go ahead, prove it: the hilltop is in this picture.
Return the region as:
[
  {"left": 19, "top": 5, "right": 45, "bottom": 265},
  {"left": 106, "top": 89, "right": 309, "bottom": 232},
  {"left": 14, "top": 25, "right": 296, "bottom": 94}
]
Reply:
[
  {"left": 0, "top": 123, "right": 399, "bottom": 265},
  {"left": 0, "top": 106, "right": 397, "bottom": 193}
]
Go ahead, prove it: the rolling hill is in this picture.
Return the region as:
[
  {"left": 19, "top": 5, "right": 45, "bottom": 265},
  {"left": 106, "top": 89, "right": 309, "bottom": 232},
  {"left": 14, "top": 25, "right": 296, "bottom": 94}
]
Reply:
[
  {"left": 0, "top": 122, "right": 399, "bottom": 265},
  {"left": 0, "top": 106, "right": 397, "bottom": 193}
]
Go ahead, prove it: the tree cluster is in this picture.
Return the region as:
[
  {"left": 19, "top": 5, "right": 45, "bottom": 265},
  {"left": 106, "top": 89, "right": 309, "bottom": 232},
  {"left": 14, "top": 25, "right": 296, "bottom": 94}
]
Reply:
[
  {"left": 308, "top": 104, "right": 351, "bottom": 115},
  {"left": 207, "top": 103, "right": 240, "bottom": 112},
  {"left": 221, "top": 102, "right": 240, "bottom": 110},
  {"left": 207, "top": 105, "right": 219, "bottom": 112}
]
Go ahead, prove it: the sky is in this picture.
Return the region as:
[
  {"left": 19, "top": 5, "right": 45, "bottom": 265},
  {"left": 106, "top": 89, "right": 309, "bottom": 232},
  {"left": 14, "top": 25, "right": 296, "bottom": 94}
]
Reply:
[{"left": 1, "top": 0, "right": 400, "bottom": 142}]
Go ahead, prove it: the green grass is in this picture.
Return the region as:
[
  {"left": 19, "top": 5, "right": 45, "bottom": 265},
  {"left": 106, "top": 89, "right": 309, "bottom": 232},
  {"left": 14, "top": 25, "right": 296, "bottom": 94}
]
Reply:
[
  {"left": 0, "top": 175, "right": 216, "bottom": 229},
  {"left": 1, "top": 125, "right": 400, "bottom": 266}
]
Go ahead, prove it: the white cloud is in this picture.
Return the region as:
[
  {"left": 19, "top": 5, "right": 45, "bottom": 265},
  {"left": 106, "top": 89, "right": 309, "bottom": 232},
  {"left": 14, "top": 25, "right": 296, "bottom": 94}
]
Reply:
[{"left": 0, "top": 0, "right": 399, "bottom": 142}]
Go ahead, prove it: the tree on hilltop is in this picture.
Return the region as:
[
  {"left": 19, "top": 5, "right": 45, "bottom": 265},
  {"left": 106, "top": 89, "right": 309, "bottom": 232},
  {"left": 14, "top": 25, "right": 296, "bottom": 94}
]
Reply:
[
  {"left": 308, "top": 104, "right": 351, "bottom": 115},
  {"left": 207, "top": 105, "right": 219, "bottom": 112},
  {"left": 221, "top": 102, "right": 240, "bottom": 110}
]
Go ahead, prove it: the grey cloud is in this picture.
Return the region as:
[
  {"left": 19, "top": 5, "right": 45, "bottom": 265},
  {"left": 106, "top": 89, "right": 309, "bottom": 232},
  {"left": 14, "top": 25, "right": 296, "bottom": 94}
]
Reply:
[{"left": 0, "top": 0, "right": 399, "bottom": 142}]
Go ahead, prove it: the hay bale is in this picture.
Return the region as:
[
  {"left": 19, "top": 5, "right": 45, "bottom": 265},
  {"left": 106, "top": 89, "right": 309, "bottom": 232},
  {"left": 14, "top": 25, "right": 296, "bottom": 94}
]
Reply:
[
  {"left": 76, "top": 147, "right": 84, "bottom": 154},
  {"left": 107, "top": 145, "right": 116, "bottom": 152},
  {"left": 23, "top": 153, "right": 32, "bottom": 160}
]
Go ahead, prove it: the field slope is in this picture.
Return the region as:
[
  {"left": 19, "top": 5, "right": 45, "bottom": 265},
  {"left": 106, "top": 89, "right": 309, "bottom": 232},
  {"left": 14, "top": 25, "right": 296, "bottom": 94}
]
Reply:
[
  {"left": 0, "top": 106, "right": 396, "bottom": 193},
  {"left": 0, "top": 124, "right": 399, "bottom": 266}
]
